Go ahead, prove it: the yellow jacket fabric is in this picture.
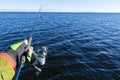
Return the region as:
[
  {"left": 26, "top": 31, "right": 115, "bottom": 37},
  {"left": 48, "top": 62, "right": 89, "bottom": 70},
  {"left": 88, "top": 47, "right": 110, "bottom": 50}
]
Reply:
[{"left": 0, "top": 58, "right": 15, "bottom": 80}]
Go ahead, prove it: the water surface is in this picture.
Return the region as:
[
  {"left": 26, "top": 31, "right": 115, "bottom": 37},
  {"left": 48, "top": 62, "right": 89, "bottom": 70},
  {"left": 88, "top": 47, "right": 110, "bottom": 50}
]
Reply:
[{"left": 0, "top": 12, "right": 120, "bottom": 80}]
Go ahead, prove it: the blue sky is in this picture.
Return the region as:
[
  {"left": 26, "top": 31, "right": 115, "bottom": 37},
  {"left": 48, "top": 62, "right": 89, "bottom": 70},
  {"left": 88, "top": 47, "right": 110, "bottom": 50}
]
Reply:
[{"left": 0, "top": 0, "right": 120, "bottom": 12}]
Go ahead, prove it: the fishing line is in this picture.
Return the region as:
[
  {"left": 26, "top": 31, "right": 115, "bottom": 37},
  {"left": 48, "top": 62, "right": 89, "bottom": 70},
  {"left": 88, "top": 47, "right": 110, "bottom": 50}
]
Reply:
[{"left": 29, "top": 5, "right": 43, "bottom": 37}]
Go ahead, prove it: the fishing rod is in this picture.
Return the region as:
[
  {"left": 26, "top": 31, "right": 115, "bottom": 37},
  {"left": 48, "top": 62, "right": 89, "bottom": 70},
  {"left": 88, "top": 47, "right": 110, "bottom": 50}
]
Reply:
[
  {"left": 14, "top": 6, "right": 48, "bottom": 80},
  {"left": 30, "top": 5, "right": 42, "bottom": 36},
  {"left": 28, "top": 5, "right": 47, "bottom": 70}
]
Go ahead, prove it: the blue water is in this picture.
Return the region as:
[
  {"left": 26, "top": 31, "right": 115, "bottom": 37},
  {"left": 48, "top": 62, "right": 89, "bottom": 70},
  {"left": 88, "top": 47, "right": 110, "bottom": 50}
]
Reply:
[{"left": 0, "top": 12, "right": 120, "bottom": 80}]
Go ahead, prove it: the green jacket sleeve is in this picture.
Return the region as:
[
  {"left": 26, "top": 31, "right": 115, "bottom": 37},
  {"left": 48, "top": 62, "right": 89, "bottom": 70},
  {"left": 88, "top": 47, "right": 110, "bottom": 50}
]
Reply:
[{"left": 0, "top": 58, "right": 15, "bottom": 80}]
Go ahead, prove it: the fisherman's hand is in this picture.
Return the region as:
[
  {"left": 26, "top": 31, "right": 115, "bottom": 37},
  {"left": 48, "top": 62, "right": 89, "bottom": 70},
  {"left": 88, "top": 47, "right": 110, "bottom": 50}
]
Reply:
[
  {"left": 27, "top": 46, "right": 33, "bottom": 62},
  {"left": 6, "top": 39, "right": 28, "bottom": 65}
]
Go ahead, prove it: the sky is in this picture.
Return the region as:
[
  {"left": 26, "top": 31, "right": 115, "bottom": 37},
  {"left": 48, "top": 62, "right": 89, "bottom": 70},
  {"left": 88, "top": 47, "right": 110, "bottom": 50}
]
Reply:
[{"left": 0, "top": 0, "right": 120, "bottom": 12}]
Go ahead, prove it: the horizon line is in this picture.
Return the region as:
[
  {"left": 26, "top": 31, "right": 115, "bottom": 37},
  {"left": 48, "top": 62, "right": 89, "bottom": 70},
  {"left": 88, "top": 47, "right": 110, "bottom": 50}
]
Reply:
[
  {"left": 1, "top": 11, "right": 120, "bottom": 13},
  {"left": 0, "top": 9, "right": 120, "bottom": 13}
]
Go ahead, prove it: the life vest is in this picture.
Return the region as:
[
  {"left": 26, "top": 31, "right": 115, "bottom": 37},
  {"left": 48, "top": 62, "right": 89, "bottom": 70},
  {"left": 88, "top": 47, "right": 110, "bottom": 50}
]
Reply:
[{"left": 0, "top": 53, "right": 16, "bottom": 70}]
